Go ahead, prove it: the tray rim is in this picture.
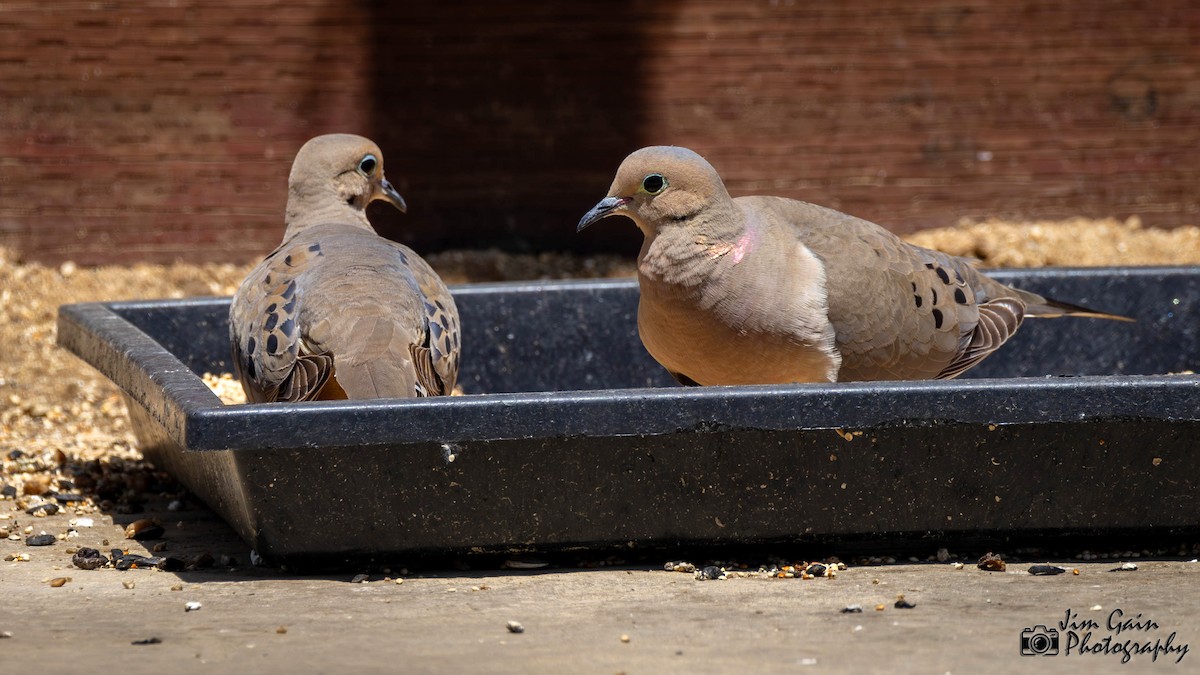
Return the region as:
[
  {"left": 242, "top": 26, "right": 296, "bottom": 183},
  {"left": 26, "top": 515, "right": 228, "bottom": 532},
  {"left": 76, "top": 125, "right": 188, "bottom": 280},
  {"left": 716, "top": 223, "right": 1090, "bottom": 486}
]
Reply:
[{"left": 57, "top": 265, "right": 1200, "bottom": 453}]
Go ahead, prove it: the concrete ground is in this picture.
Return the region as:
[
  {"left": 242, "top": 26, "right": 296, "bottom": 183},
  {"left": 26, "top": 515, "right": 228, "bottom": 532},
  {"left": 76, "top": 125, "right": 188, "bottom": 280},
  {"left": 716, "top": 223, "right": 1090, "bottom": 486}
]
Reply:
[{"left": 2, "top": 493, "right": 1197, "bottom": 675}]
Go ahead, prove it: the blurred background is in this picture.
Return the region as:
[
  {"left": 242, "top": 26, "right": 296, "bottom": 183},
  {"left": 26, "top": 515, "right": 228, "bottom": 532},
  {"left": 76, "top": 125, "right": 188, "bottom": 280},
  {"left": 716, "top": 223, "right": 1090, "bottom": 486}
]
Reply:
[{"left": 0, "top": 0, "right": 1196, "bottom": 265}]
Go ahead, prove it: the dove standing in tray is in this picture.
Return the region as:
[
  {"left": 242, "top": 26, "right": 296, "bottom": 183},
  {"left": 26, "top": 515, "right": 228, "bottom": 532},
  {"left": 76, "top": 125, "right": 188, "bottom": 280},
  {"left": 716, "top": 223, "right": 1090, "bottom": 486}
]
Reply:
[
  {"left": 229, "top": 134, "right": 459, "bottom": 402},
  {"left": 578, "top": 146, "right": 1129, "bottom": 386}
]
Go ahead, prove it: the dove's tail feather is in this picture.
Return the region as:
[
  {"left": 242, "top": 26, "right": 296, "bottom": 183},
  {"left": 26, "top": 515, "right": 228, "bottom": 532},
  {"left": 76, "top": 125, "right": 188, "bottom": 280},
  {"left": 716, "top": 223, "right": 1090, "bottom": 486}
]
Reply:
[{"left": 1025, "top": 296, "right": 1135, "bottom": 323}]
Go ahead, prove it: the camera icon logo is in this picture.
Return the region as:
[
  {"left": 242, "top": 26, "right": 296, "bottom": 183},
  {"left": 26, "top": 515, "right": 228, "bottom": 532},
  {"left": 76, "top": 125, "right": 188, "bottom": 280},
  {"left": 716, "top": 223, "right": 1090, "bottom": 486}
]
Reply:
[{"left": 1020, "top": 625, "right": 1060, "bottom": 656}]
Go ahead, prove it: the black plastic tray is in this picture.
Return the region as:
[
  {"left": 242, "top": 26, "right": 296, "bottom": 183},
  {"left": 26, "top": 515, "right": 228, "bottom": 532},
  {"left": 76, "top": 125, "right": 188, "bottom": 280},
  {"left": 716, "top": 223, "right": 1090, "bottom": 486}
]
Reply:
[{"left": 58, "top": 267, "right": 1200, "bottom": 569}]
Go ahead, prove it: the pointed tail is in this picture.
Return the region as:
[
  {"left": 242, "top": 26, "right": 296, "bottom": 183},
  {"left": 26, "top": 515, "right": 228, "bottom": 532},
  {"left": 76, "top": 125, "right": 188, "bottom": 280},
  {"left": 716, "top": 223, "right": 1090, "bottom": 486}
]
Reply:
[{"left": 1024, "top": 295, "right": 1135, "bottom": 322}]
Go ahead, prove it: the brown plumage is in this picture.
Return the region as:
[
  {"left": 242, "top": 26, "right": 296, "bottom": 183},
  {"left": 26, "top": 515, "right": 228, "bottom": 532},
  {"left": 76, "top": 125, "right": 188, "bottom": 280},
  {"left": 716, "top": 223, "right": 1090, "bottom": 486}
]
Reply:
[
  {"left": 229, "top": 134, "right": 459, "bottom": 402},
  {"left": 578, "top": 146, "right": 1129, "bottom": 385}
]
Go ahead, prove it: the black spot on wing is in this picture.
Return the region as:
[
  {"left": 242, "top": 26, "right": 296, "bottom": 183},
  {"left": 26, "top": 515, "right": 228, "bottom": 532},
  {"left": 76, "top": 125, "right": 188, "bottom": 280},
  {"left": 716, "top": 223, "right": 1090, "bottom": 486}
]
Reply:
[
  {"left": 247, "top": 336, "right": 257, "bottom": 355},
  {"left": 280, "top": 318, "right": 296, "bottom": 337},
  {"left": 935, "top": 267, "right": 950, "bottom": 284},
  {"left": 954, "top": 288, "right": 968, "bottom": 305},
  {"left": 266, "top": 333, "right": 279, "bottom": 354},
  {"left": 264, "top": 313, "right": 278, "bottom": 331},
  {"left": 932, "top": 309, "right": 944, "bottom": 329},
  {"left": 914, "top": 295, "right": 923, "bottom": 308}
]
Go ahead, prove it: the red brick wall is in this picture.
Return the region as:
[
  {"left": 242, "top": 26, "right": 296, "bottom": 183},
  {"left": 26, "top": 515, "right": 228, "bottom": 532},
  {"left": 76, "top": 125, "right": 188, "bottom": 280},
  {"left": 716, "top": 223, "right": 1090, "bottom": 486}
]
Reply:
[{"left": 1, "top": 1, "right": 1197, "bottom": 265}]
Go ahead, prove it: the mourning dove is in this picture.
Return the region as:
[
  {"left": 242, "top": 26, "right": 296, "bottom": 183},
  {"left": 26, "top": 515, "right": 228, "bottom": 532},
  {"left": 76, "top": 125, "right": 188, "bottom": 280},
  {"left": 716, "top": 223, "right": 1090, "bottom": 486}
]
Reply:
[
  {"left": 578, "top": 146, "right": 1129, "bottom": 385},
  {"left": 229, "top": 134, "right": 459, "bottom": 402}
]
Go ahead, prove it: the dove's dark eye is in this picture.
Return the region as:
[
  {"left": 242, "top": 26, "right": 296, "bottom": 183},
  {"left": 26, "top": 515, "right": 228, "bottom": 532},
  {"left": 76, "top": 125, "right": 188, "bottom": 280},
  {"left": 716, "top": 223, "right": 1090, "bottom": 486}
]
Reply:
[
  {"left": 358, "top": 154, "right": 378, "bottom": 175},
  {"left": 641, "top": 173, "right": 667, "bottom": 195}
]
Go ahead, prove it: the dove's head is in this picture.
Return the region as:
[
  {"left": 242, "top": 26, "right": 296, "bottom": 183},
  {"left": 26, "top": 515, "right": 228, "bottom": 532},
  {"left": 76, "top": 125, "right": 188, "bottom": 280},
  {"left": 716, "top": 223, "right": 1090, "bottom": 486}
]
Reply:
[
  {"left": 577, "top": 146, "right": 731, "bottom": 236},
  {"left": 285, "top": 134, "right": 406, "bottom": 234}
]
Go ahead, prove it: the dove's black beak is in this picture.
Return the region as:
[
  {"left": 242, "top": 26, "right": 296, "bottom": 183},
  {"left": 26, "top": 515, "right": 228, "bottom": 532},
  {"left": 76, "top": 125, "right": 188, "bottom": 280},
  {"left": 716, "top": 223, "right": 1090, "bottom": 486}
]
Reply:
[
  {"left": 577, "top": 196, "right": 629, "bottom": 232},
  {"left": 374, "top": 177, "right": 408, "bottom": 214}
]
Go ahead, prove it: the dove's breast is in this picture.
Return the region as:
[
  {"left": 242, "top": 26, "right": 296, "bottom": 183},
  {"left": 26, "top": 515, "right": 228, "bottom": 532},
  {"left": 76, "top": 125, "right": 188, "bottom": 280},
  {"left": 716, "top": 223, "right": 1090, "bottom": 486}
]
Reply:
[{"left": 635, "top": 233, "right": 841, "bottom": 386}]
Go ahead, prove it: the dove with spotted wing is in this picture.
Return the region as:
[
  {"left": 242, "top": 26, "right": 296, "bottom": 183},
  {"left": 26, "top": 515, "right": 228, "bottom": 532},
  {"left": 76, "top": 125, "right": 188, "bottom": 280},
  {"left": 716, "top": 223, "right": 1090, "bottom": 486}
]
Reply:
[
  {"left": 578, "top": 146, "right": 1129, "bottom": 386},
  {"left": 229, "top": 134, "right": 459, "bottom": 402}
]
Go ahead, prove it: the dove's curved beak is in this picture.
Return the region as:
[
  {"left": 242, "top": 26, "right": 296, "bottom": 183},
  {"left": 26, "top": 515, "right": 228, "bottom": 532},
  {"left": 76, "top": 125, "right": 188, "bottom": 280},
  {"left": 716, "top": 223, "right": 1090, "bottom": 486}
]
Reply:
[
  {"left": 373, "top": 176, "right": 408, "bottom": 214},
  {"left": 577, "top": 196, "right": 629, "bottom": 232}
]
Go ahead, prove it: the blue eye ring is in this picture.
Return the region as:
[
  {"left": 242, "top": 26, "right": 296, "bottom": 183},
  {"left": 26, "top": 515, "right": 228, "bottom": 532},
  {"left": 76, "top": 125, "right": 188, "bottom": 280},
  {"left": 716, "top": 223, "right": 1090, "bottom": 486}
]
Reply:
[
  {"left": 358, "top": 154, "right": 378, "bottom": 175},
  {"left": 641, "top": 173, "right": 667, "bottom": 194}
]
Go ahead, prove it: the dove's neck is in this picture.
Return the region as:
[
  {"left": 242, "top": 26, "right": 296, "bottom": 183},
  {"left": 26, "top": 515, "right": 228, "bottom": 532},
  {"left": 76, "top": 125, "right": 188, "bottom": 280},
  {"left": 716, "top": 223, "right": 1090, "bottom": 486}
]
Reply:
[
  {"left": 283, "top": 187, "right": 373, "bottom": 240},
  {"left": 637, "top": 197, "right": 752, "bottom": 292}
]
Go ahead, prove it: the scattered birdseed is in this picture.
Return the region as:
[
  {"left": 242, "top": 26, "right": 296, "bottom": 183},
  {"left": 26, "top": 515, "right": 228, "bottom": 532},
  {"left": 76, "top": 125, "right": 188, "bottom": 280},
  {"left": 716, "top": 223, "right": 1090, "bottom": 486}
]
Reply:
[
  {"left": 1110, "top": 562, "right": 1138, "bottom": 572},
  {"left": 124, "top": 518, "right": 165, "bottom": 540},
  {"left": 894, "top": 595, "right": 916, "bottom": 609},
  {"left": 72, "top": 547, "right": 107, "bottom": 570},
  {"left": 111, "top": 550, "right": 170, "bottom": 571},
  {"left": 170, "top": 584, "right": 184, "bottom": 592},
  {"left": 620, "top": 634, "right": 631, "bottom": 643},
  {"left": 977, "top": 552, "right": 1006, "bottom": 572},
  {"left": 276, "top": 626, "right": 288, "bottom": 634},
  {"left": 131, "top": 637, "right": 162, "bottom": 645},
  {"left": 122, "top": 580, "right": 135, "bottom": 590},
  {"left": 1028, "top": 565, "right": 1070, "bottom": 576},
  {"left": 23, "top": 475, "right": 51, "bottom": 496},
  {"left": 48, "top": 576, "right": 70, "bottom": 587},
  {"left": 841, "top": 605, "right": 864, "bottom": 614},
  {"left": 26, "top": 502, "right": 59, "bottom": 516},
  {"left": 694, "top": 566, "right": 726, "bottom": 581},
  {"left": 951, "top": 562, "right": 965, "bottom": 570},
  {"left": 25, "top": 533, "right": 56, "bottom": 546},
  {"left": 874, "top": 604, "right": 886, "bottom": 612},
  {"left": 202, "top": 372, "right": 248, "bottom": 405},
  {"left": 184, "top": 601, "right": 202, "bottom": 612},
  {"left": 350, "top": 574, "right": 369, "bottom": 583},
  {"left": 506, "top": 621, "right": 524, "bottom": 634}
]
